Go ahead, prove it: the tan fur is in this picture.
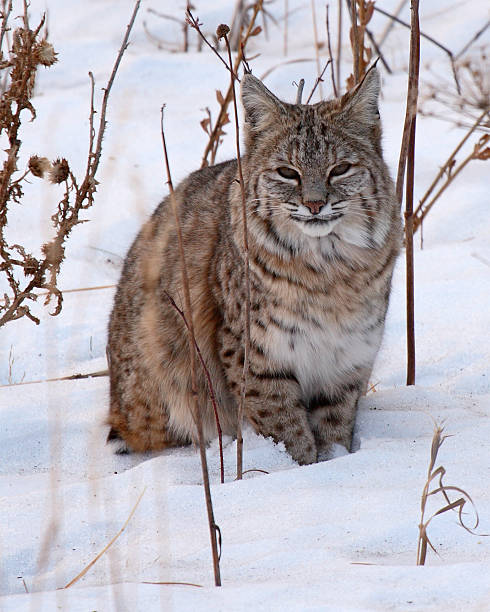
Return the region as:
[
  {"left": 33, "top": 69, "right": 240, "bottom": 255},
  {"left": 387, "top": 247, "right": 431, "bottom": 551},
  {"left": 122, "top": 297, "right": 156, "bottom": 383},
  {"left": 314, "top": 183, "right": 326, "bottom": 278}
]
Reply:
[{"left": 107, "top": 67, "right": 401, "bottom": 464}]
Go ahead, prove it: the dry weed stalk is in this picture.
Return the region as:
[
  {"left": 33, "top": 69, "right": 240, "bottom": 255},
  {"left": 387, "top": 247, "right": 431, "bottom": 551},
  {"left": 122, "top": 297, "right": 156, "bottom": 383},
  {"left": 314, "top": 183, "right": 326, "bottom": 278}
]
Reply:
[
  {"left": 164, "top": 289, "right": 225, "bottom": 484},
  {"left": 0, "top": 1, "right": 140, "bottom": 327},
  {"left": 187, "top": 2, "right": 263, "bottom": 168},
  {"left": 396, "top": 0, "right": 420, "bottom": 387},
  {"left": 413, "top": 110, "right": 489, "bottom": 235},
  {"left": 417, "top": 425, "right": 483, "bottom": 566},
  {"left": 160, "top": 108, "right": 221, "bottom": 586},
  {"left": 346, "top": 0, "right": 374, "bottom": 88},
  {"left": 218, "top": 25, "right": 251, "bottom": 481}
]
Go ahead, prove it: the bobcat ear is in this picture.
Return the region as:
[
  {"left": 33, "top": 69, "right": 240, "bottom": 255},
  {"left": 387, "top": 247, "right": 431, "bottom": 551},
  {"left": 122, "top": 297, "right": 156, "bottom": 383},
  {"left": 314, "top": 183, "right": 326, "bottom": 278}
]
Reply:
[
  {"left": 340, "top": 64, "right": 381, "bottom": 124},
  {"left": 241, "top": 74, "right": 286, "bottom": 132}
]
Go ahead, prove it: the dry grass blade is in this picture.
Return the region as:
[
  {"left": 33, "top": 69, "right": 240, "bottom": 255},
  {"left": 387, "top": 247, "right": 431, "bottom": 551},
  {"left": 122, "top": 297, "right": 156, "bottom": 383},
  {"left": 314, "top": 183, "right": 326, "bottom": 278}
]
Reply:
[
  {"left": 141, "top": 581, "right": 203, "bottom": 588},
  {"left": 417, "top": 425, "right": 486, "bottom": 566},
  {"left": 63, "top": 488, "right": 146, "bottom": 589}
]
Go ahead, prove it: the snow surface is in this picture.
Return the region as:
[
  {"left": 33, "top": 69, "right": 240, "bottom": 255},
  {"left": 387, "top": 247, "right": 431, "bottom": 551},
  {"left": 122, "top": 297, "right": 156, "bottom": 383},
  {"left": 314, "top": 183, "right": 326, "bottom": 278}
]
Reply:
[{"left": 1, "top": 0, "right": 489, "bottom": 610}]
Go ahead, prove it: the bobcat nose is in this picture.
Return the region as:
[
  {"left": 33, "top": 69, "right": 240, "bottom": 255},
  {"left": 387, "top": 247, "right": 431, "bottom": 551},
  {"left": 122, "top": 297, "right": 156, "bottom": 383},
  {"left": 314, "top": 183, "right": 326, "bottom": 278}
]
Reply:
[{"left": 304, "top": 200, "right": 325, "bottom": 215}]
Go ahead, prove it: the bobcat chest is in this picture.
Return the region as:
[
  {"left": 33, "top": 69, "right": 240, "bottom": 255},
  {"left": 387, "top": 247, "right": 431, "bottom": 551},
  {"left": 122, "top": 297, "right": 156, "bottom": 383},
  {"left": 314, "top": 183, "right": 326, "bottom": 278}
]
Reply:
[{"left": 260, "top": 310, "right": 380, "bottom": 396}]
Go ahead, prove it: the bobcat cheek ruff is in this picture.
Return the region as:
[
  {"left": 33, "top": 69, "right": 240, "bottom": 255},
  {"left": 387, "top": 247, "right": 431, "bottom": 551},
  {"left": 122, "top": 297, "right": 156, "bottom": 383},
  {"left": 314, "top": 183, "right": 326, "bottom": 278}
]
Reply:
[{"left": 107, "top": 66, "right": 401, "bottom": 464}]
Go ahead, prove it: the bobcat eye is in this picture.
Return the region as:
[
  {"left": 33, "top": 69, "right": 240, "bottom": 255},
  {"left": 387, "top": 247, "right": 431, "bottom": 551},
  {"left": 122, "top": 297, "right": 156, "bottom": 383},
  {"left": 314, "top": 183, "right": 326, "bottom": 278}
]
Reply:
[
  {"left": 276, "top": 166, "right": 301, "bottom": 181},
  {"left": 330, "top": 162, "right": 352, "bottom": 177}
]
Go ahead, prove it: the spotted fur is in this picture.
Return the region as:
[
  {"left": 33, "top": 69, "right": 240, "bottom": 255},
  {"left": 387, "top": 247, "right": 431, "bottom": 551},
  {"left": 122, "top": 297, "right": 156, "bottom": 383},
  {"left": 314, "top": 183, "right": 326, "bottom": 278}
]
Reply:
[{"left": 107, "top": 67, "right": 401, "bottom": 464}]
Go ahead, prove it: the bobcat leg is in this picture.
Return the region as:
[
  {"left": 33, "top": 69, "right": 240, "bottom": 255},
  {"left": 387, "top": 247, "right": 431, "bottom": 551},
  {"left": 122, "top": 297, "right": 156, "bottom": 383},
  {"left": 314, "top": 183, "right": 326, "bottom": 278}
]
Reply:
[
  {"left": 307, "top": 386, "right": 361, "bottom": 460},
  {"left": 225, "top": 366, "right": 317, "bottom": 465}
]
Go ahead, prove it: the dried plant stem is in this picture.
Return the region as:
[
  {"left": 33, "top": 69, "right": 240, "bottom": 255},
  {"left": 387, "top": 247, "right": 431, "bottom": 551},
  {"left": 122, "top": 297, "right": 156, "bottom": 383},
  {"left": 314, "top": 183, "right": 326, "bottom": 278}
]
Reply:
[
  {"left": 326, "top": 5, "right": 338, "bottom": 97},
  {"left": 199, "top": 1, "right": 263, "bottom": 168},
  {"left": 223, "top": 33, "right": 251, "bottom": 482},
  {"left": 349, "top": 0, "right": 361, "bottom": 84},
  {"left": 336, "top": 0, "right": 342, "bottom": 92},
  {"left": 164, "top": 290, "right": 225, "bottom": 484},
  {"left": 417, "top": 425, "right": 484, "bottom": 565},
  {"left": 63, "top": 488, "right": 146, "bottom": 588},
  {"left": 373, "top": 5, "right": 460, "bottom": 94},
  {"left": 305, "top": 60, "right": 330, "bottom": 104},
  {"left": 0, "top": 1, "right": 140, "bottom": 328},
  {"left": 396, "top": 0, "right": 420, "bottom": 387},
  {"left": 310, "top": 0, "right": 324, "bottom": 98},
  {"left": 283, "top": 0, "right": 288, "bottom": 56},
  {"left": 160, "top": 109, "right": 221, "bottom": 586},
  {"left": 295, "top": 78, "right": 305, "bottom": 104},
  {"left": 413, "top": 110, "right": 489, "bottom": 233},
  {"left": 186, "top": 10, "right": 238, "bottom": 80}
]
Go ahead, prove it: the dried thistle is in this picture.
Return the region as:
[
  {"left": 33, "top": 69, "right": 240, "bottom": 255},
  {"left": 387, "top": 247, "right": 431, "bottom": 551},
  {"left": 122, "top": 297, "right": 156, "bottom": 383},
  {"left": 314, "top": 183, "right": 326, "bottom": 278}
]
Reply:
[
  {"left": 28, "top": 155, "right": 51, "bottom": 178},
  {"left": 48, "top": 158, "right": 70, "bottom": 184},
  {"left": 33, "top": 39, "right": 58, "bottom": 66},
  {"left": 216, "top": 24, "right": 230, "bottom": 40},
  {"left": 0, "top": 1, "right": 141, "bottom": 327}
]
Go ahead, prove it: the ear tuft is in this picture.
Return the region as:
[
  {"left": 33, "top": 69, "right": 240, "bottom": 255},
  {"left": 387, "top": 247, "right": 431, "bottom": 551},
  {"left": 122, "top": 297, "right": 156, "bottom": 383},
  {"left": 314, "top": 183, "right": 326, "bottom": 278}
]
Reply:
[{"left": 241, "top": 74, "right": 286, "bottom": 132}]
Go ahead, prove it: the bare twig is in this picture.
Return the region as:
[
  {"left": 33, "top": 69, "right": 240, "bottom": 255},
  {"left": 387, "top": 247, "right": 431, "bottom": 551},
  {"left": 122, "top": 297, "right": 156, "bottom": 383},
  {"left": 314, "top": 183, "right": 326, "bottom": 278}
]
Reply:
[
  {"left": 413, "top": 115, "right": 489, "bottom": 233},
  {"left": 164, "top": 290, "right": 225, "bottom": 484},
  {"left": 283, "top": 0, "right": 288, "bottom": 56},
  {"left": 200, "top": 1, "right": 264, "bottom": 168},
  {"left": 305, "top": 59, "right": 330, "bottom": 104},
  {"left": 326, "top": 5, "right": 338, "bottom": 97},
  {"left": 186, "top": 10, "right": 239, "bottom": 81},
  {"left": 455, "top": 19, "right": 490, "bottom": 60},
  {"left": 221, "top": 28, "right": 251, "bottom": 482},
  {"left": 295, "top": 78, "right": 305, "bottom": 103},
  {"left": 160, "top": 108, "right": 221, "bottom": 586},
  {"left": 336, "top": 0, "right": 342, "bottom": 93},
  {"left": 310, "top": 0, "right": 324, "bottom": 98},
  {"left": 373, "top": 5, "right": 461, "bottom": 94}
]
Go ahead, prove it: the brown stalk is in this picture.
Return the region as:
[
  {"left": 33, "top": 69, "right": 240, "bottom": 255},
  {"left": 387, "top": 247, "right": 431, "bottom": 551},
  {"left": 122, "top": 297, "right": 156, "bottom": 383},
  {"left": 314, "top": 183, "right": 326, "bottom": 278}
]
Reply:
[
  {"left": 283, "top": 0, "right": 288, "bottom": 56},
  {"left": 160, "top": 108, "right": 221, "bottom": 586},
  {"left": 336, "top": 0, "right": 342, "bottom": 93},
  {"left": 413, "top": 110, "right": 489, "bottom": 233},
  {"left": 326, "top": 5, "right": 338, "bottom": 97},
  {"left": 221, "top": 29, "right": 251, "bottom": 481},
  {"left": 348, "top": 0, "right": 361, "bottom": 85},
  {"left": 396, "top": 0, "right": 420, "bottom": 386},
  {"left": 310, "top": 0, "right": 324, "bottom": 98},
  {"left": 200, "top": 1, "right": 263, "bottom": 168},
  {"left": 164, "top": 290, "right": 225, "bottom": 484},
  {"left": 186, "top": 10, "right": 239, "bottom": 81}
]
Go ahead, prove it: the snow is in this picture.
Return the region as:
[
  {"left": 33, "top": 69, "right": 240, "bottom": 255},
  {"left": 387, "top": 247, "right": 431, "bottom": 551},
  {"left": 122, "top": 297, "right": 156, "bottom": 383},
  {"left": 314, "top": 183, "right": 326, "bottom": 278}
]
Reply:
[{"left": 1, "top": 0, "right": 489, "bottom": 610}]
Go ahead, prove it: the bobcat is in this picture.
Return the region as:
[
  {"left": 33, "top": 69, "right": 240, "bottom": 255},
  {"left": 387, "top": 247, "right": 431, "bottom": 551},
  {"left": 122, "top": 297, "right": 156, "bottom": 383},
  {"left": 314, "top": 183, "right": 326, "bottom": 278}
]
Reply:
[{"left": 106, "top": 66, "right": 401, "bottom": 465}]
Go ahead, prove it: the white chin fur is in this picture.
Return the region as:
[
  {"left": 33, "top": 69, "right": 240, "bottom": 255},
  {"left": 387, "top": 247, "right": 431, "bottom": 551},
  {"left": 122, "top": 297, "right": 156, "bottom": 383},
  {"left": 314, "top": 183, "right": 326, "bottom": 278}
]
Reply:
[{"left": 295, "top": 217, "right": 341, "bottom": 238}]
